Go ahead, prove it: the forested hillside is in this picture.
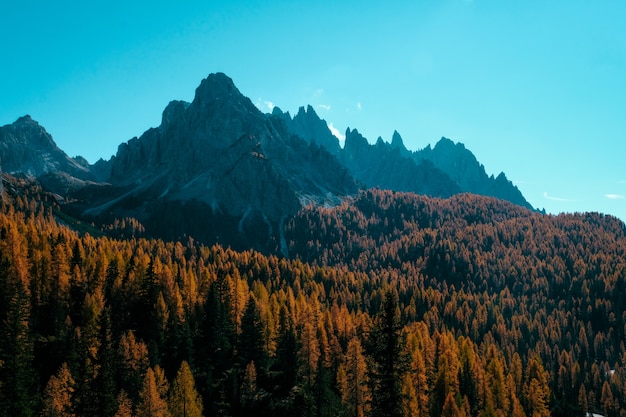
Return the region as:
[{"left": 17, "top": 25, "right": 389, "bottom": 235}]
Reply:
[{"left": 1, "top": 182, "right": 625, "bottom": 417}]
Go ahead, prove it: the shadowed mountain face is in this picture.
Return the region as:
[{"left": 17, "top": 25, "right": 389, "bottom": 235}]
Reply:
[
  {"left": 66, "top": 73, "right": 357, "bottom": 251},
  {"left": 0, "top": 115, "right": 92, "bottom": 180},
  {"left": 1, "top": 72, "right": 532, "bottom": 251},
  {"left": 277, "top": 106, "right": 532, "bottom": 210}
]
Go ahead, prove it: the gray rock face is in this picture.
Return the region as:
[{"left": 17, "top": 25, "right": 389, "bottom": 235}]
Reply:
[
  {"left": 340, "top": 128, "right": 461, "bottom": 198},
  {"left": 273, "top": 107, "right": 532, "bottom": 209},
  {"left": 272, "top": 105, "right": 341, "bottom": 155},
  {"left": 100, "top": 72, "right": 357, "bottom": 225},
  {"left": 0, "top": 116, "right": 92, "bottom": 180},
  {"left": 415, "top": 137, "right": 532, "bottom": 209},
  {"left": 0, "top": 72, "right": 533, "bottom": 250}
]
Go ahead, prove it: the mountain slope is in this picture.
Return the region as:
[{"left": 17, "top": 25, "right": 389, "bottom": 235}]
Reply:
[
  {"left": 2, "top": 183, "right": 625, "bottom": 416},
  {"left": 67, "top": 73, "right": 357, "bottom": 251},
  {"left": 0, "top": 115, "right": 92, "bottom": 180},
  {"left": 414, "top": 137, "right": 531, "bottom": 208},
  {"left": 2, "top": 72, "right": 532, "bottom": 250},
  {"left": 275, "top": 105, "right": 533, "bottom": 209}
]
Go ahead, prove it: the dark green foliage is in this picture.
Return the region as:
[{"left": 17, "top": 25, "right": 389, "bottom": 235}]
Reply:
[
  {"left": 0, "top": 277, "right": 38, "bottom": 416},
  {"left": 239, "top": 296, "right": 267, "bottom": 371},
  {"left": 368, "top": 291, "right": 405, "bottom": 417}
]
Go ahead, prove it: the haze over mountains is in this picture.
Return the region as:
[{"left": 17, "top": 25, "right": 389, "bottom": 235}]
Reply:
[{"left": 0, "top": 72, "right": 531, "bottom": 251}]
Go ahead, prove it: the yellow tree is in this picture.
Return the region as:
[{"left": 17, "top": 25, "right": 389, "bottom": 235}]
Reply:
[
  {"left": 523, "top": 357, "right": 550, "bottom": 417},
  {"left": 402, "top": 330, "right": 429, "bottom": 417},
  {"left": 115, "top": 390, "right": 134, "bottom": 417},
  {"left": 338, "top": 336, "right": 370, "bottom": 417},
  {"left": 137, "top": 367, "right": 170, "bottom": 417},
  {"left": 441, "top": 392, "right": 467, "bottom": 417},
  {"left": 168, "top": 361, "right": 203, "bottom": 417},
  {"left": 42, "top": 362, "right": 75, "bottom": 417}
]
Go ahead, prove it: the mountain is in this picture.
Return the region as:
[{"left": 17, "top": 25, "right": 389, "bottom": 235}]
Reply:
[
  {"left": 0, "top": 115, "right": 92, "bottom": 180},
  {"left": 64, "top": 73, "right": 357, "bottom": 251},
  {"left": 1, "top": 72, "right": 532, "bottom": 250},
  {"left": 273, "top": 104, "right": 532, "bottom": 209},
  {"left": 414, "top": 137, "right": 531, "bottom": 208},
  {"left": 271, "top": 105, "right": 342, "bottom": 155}
]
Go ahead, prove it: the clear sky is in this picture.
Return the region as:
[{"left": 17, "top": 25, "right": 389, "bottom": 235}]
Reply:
[{"left": 1, "top": 1, "right": 625, "bottom": 222}]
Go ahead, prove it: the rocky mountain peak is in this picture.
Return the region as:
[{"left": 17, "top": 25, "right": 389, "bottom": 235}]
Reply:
[
  {"left": 285, "top": 105, "right": 340, "bottom": 154},
  {"left": 416, "top": 137, "right": 532, "bottom": 209},
  {"left": 161, "top": 100, "right": 190, "bottom": 129},
  {"left": 194, "top": 72, "right": 239, "bottom": 102},
  {"left": 391, "top": 130, "right": 408, "bottom": 153},
  {"left": 0, "top": 116, "right": 91, "bottom": 180},
  {"left": 344, "top": 128, "right": 369, "bottom": 152}
]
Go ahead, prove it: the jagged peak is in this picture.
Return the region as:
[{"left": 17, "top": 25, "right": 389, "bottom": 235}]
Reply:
[
  {"left": 391, "top": 130, "right": 407, "bottom": 152},
  {"left": 434, "top": 136, "right": 457, "bottom": 149},
  {"left": 271, "top": 106, "right": 288, "bottom": 117},
  {"left": 295, "top": 104, "right": 320, "bottom": 119},
  {"left": 15, "top": 115, "right": 35, "bottom": 124},
  {"left": 375, "top": 136, "right": 386, "bottom": 147},
  {"left": 193, "top": 72, "right": 244, "bottom": 105},
  {"left": 344, "top": 128, "right": 368, "bottom": 149},
  {"left": 9, "top": 115, "right": 47, "bottom": 133},
  {"left": 161, "top": 100, "right": 190, "bottom": 127}
]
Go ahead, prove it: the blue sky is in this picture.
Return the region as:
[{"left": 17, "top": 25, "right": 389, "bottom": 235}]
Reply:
[{"left": 1, "top": 0, "right": 625, "bottom": 222}]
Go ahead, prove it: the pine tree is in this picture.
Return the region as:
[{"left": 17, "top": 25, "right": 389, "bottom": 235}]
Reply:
[
  {"left": 441, "top": 392, "right": 466, "bottom": 417},
  {"left": 42, "top": 362, "right": 75, "bottom": 417},
  {"left": 168, "top": 361, "right": 203, "bottom": 417},
  {"left": 274, "top": 304, "right": 298, "bottom": 396},
  {"left": 523, "top": 357, "right": 550, "bottom": 417},
  {"left": 338, "top": 336, "right": 370, "bottom": 417},
  {"left": 369, "top": 291, "right": 404, "bottom": 417},
  {"left": 115, "top": 390, "right": 134, "bottom": 417},
  {"left": 118, "top": 330, "right": 150, "bottom": 402},
  {"left": 137, "top": 367, "right": 170, "bottom": 417},
  {"left": 0, "top": 274, "right": 37, "bottom": 417},
  {"left": 239, "top": 295, "right": 266, "bottom": 371},
  {"left": 240, "top": 361, "right": 259, "bottom": 411}
]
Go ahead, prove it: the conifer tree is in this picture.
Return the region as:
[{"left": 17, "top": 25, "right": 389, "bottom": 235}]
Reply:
[
  {"left": 523, "top": 357, "right": 550, "bottom": 417},
  {"left": 369, "top": 291, "right": 404, "bottom": 417},
  {"left": 168, "top": 361, "right": 203, "bottom": 417},
  {"left": 338, "top": 336, "right": 370, "bottom": 417},
  {"left": 118, "top": 330, "right": 150, "bottom": 402},
  {"left": 0, "top": 274, "right": 37, "bottom": 417},
  {"left": 42, "top": 362, "right": 75, "bottom": 417},
  {"left": 115, "top": 390, "right": 134, "bottom": 417},
  {"left": 239, "top": 295, "right": 266, "bottom": 371},
  {"left": 137, "top": 367, "right": 170, "bottom": 417}
]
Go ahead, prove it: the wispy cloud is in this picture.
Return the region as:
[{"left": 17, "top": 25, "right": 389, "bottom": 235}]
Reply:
[
  {"left": 313, "top": 88, "right": 324, "bottom": 98},
  {"left": 254, "top": 98, "right": 275, "bottom": 112},
  {"left": 317, "top": 104, "right": 331, "bottom": 111},
  {"left": 328, "top": 123, "right": 345, "bottom": 141},
  {"left": 606, "top": 194, "right": 625, "bottom": 200},
  {"left": 356, "top": 102, "right": 362, "bottom": 111},
  {"left": 543, "top": 192, "right": 576, "bottom": 202}
]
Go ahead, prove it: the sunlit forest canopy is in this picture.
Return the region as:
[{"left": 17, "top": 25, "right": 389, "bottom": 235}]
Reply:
[{"left": 1, "top": 182, "right": 625, "bottom": 417}]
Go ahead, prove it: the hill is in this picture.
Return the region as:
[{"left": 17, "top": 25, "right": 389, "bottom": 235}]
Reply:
[{"left": 0, "top": 177, "right": 624, "bottom": 416}]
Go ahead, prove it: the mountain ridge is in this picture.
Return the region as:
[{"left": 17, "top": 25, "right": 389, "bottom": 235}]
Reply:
[{"left": 0, "top": 72, "right": 533, "bottom": 251}]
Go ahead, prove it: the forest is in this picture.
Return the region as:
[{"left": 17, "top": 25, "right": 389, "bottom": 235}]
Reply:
[{"left": 1, "top": 180, "right": 626, "bottom": 417}]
